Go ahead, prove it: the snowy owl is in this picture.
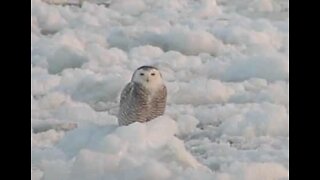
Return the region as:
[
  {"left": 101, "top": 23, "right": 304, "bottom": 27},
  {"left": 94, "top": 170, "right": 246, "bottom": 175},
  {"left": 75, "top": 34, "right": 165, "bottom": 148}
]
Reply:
[{"left": 118, "top": 66, "right": 167, "bottom": 126}]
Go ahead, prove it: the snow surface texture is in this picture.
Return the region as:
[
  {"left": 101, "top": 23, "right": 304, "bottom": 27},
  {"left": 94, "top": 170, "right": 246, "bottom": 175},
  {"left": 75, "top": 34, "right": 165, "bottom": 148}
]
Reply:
[{"left": 32, "top": 0, "right": 288, "bottom": 179}]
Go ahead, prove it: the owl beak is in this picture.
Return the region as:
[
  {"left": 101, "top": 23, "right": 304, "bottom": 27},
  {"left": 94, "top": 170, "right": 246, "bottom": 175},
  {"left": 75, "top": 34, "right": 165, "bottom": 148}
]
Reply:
[{"left": 146, "top": 78, "right": 149, "bottom": 82}]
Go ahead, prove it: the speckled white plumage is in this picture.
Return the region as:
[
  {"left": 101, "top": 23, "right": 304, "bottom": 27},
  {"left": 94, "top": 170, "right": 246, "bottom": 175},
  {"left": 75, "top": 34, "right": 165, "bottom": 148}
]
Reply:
[{"left": 118, "top": 66, "right": 167, "bottom": 126}]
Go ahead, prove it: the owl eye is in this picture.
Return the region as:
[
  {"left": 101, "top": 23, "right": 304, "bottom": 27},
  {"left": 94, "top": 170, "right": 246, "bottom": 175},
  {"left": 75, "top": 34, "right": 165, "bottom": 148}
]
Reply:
[
  {"left": 140, "top": 73, "right": 144, "bottom": 76},
  {"left": 151, "top": 73, "right": 155, "bottom": 76}
]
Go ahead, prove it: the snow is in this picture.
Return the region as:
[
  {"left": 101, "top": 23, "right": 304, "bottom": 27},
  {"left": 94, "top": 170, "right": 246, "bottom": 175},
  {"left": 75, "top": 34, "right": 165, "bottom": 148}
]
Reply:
[
  {"left": 107, "top": 26, "right": 225, "bottom": 56},
  {"left": 109, "top": 0, "right": 147, "bottom": 16},
  {"left": 32, "top": 0, "right": 288, "bottom": 179}
]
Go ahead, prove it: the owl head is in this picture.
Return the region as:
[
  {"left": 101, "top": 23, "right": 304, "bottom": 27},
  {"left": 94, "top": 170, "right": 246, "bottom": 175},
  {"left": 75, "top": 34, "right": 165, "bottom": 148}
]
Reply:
[{"left": 131, "top": 65, "right": 164, "bottom": 89}]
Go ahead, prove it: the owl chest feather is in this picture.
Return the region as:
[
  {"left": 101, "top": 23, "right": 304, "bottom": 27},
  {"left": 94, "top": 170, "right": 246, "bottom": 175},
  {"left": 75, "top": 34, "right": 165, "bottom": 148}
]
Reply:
[
  {"left": 135, "top": 85, "right": 164, "bottom": 113},
  {"left": 118, "top": 82, "right": 166, "bottom": 125}
]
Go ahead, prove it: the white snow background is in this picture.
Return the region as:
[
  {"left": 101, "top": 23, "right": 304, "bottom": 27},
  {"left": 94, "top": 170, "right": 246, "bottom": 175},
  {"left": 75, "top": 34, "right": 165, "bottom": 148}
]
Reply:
[{"left": 31, "top": 0, "right": 289, "bottom": 179}]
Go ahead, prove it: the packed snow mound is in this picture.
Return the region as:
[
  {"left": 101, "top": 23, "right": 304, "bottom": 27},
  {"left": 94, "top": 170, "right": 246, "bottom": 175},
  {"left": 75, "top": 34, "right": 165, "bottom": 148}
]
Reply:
[
  {"left": 217, "top": 102, "right": 288, "bottom": 137},
  {"left": 170, "top": 78, "right": 234, "bottom": 105},
  {"left": 107, "top": 26, "right": 225, "bottom": 55},
  {"left": 109, "top": 0, "right": 147, "bottom": 16},
  {"left": 33, "top": 116, "right": 212, "bottom": 180},
  {"left": 215, "top": 162, "right": 288, "bottom": 180}
]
